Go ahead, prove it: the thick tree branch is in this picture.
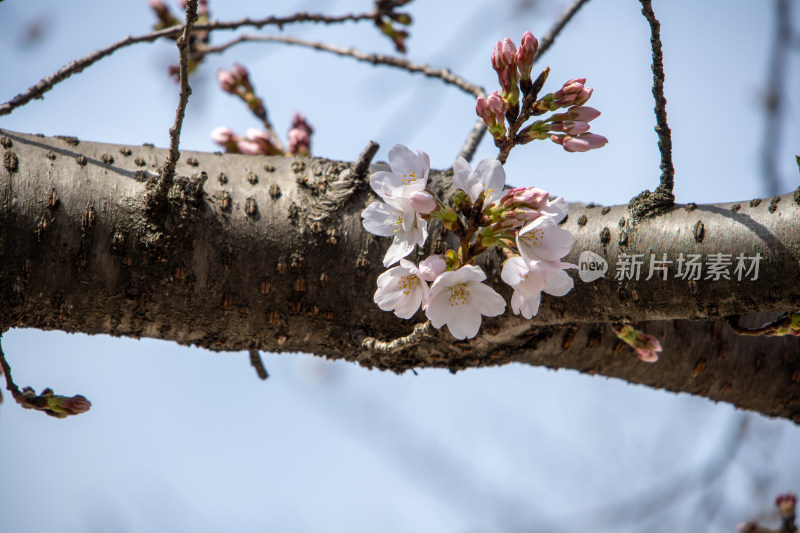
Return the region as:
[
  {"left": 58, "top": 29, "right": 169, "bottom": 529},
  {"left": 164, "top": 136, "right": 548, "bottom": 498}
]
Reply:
[{"left": 0, "top": 131, "right": 798, "bottom": 422}]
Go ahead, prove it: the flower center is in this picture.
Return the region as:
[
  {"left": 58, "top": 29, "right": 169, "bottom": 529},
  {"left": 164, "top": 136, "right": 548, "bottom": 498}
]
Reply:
[
  {"left": 389, "top": 210, "right": 404, "bottom": 234},
  {"left": 401, "top": 169, "right": 418, "bottom": 185},
  {"left": 448, "top": 283, "right": 471, "bottom": 306},
  {"left": 520, "top": 228, "right": 544, "bottom": 247},
  {"left": 398, "top": 275, "right": 419, "bottom": 296}
]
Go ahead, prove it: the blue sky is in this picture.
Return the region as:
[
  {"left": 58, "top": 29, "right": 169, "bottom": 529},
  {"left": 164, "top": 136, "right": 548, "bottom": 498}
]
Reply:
[{"left": 1, "top": 1, "right": 799, "bottom": 532}]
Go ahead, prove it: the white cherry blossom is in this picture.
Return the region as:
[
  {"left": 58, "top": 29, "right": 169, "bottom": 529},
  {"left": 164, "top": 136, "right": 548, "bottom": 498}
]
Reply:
[
  {"left": 426, "top": 265, "right": 506, "bottom": 339},
  {"left": 452, "top": 156, "right": 506, "bottom": 205},
  {"left": 374, "top": 259, "right": 430, "bottom": 319},
  {"left": 516, "top": 215, "right": 574, "bottom": 263},
  {"left": 501, "top": 257, "right": 575, "bottom": 318},
  {"left": 361, "top": 196, "right": 428, "bottom": 267},
  {"left": 370, "top": 145, "right": 430, "bottom": 198}
]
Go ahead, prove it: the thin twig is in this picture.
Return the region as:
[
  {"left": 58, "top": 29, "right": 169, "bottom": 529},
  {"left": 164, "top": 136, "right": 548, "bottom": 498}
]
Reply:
[
  {"left": 0, "top": 336, "right": 23, "bottom": 404},
  {"left": 249, "top": 349, "right": 269, "bottom": 380},
  {"left": 158, "top": 0, "right": 199, "bottom": 201},
  {"left": 201, "top": 35, "right": 485, "bottom": 99},
  {"left": 727, "top": 312, "right": 798, "bottom": 337},
  {"left": 535, "top": 0, "right": 592, "bottom": 61},
  {"left": 0, "top": 10, "right": 379, "bottom": 117},
  {"left": 639, "top": 0, "right": 675, "bottom": 201},
  {"left": 361, "top": 320, "right": 433, "bottom": 353}
]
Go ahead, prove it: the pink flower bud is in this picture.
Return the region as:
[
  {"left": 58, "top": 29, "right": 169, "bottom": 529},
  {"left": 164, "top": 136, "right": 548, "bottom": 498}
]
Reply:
[
  {"left": 236, "top": 139, "right": 264, "bottom": 155},
  {"left": 561, "top": 78, "right": 586, "bottom": 94},
  {"left": 476, "top": 97, "right": 490, "bottom": 120},
  {"left": 515, "top": 31, "right": 538, "bottom": 81},
  {"left": 246, "top": 128, "right": 281, "bottom": 155},
  {"left": 580, "top": 133, "right": 608, "bottom": 149},
  {"left": 477, "top": 92, "right": 508, "bottom": 138},
  {"left": 486, "top": 91, "right": 506, "bottom": 116},
  {"left": 502, "top": 187, "right": 549, "bottom": 208},
  {"left": 566, "top": 106, "right": 601, "bottom": 122},
  {"left": 50, "top": 394, "right": 92, "bottom": 416},
  {"left": 551, "top": 133, "right": 607, "bottom": 152},
  {"left": 288, "top": 128, "right": 311, "bottom": 155},
  {"left": 230, "top": 63, "right": 250, "bottom": 86},
  {"left": 419, "top": 255, "right": 447, "bottom": 282},
  {"left": 548, "top": 121, "right": 591, "bottom": 135},
  {"left": 291, "top": 112, "right": 314, "bottom": 135},
  {"left": 572, "top": 87, "right": 593, "bottom": 106},
  {"left": 216, "top": 69, "right": 237, "bottom": 94},
  {"left": 491, "top": 41, "right": 505, "bottom": 71},
  {"left": 210, "top": 126, "right": 235, "bottom": 145},
  {"left": 501, "top": 38, "right": 517, "bottom": 66},
  {"left": 615, "top": 324, "right": 662, "bottom": 362},
  {"left": 406, "top": 190, "right": 436, "bottom": 215}
]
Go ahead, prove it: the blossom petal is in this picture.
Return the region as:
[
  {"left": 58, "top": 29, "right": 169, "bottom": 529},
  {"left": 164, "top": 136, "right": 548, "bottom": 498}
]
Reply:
[
  {"left": 446, "top": 306, "right": 482, "bottom": 340},
  {"left": 361, "top": 202, "right": 402, "bottom": 237},
  {"left": 383, "top": 237, "right": 415, "bottom": 267},
  {"left": 468, "top": 283, "right": 506, "bottom": 317},
  {"left": 452, "top": 157, "right": 472, "bottom": 193}
]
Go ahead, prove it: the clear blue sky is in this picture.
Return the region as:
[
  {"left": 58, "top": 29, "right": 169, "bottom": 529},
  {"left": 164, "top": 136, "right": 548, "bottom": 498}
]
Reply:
[{"left": 1, "top": 1, "right": 798, "bottom": 532}]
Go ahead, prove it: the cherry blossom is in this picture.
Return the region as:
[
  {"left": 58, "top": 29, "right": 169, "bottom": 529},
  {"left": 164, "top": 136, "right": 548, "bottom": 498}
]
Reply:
[
  {"left": 426, "top": 266, "right": 506, "bottom": 340},
  {"left": 374, "top": 259, "right": 430, "bottom": 319},
  {"left": 501, "top": 257, "right": 575, "bottom": 319},
  {"left": 370, "top": 145, "right": 430, "bottom": 198},
  {"left": 516, "top": 215, "right": 574, "bottom": 262},
  {"left": 452, "top": 156, "right": 507, "bottom": 205},
  {"left": 361, "top": 195, "right": 428, "bottom": 267}
]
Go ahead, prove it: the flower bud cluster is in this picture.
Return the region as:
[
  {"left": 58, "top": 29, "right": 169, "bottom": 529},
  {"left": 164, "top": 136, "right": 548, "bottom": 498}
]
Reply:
[
  {"left": 374, "top": 1, "right": 413, "bottom": 53},
  {"left": 217, "top": 64, "right": 267, "bottom": 122},
  {"left": 210, "top": 126, "right": 282, "bottom": 155},
  {"left": 20, "top": 386, "right": 92, "bottom": 418},
  {"left": 287, "top": 112, "right": 314, "bottom": 156},
  {"left": 362, "top": 145, "right": 577, "bottom": 339},
  {"left": 613, "top": 324, "right": 662, "bottom": 362},
  {"left": 213, "top": 63, "right": 314, "bottom": 157},
  {"left": 477, "top": 32, "right": 608, "bottom": 155}
]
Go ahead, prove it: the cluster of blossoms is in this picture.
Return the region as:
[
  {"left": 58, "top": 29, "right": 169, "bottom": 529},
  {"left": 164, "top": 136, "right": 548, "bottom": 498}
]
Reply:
[
  {"left": 476, "top": 31, "right": 607, "bottom": 154},
  {"left": 362, "top": 145, "right": 576, "bottom": 340},
  {"left": 211, "top": 64, "right": 313, "bottom": 156}
]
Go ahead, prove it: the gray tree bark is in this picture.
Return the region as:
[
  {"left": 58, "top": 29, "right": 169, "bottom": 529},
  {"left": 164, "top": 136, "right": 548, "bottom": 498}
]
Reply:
[{"left": 1, "top": 129, "right": 798, "bottom": 423}]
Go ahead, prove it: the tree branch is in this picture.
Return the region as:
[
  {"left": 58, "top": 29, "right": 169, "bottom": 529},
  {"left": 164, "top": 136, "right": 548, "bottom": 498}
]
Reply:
[
  {"left": 630, "top": 0, "right": 675, "bottom": 219},
  {"left": 201, "top": 34, "right": 485, "bottom": 99},
  {"left": 1, "top": 131, "right": 798, "bottom": 422},
  {"left": 0, "top": 9, "right": 381, "bottom": 117},
  {"left": 156, "top": 0, "right": 199, "bottom": 207}
]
